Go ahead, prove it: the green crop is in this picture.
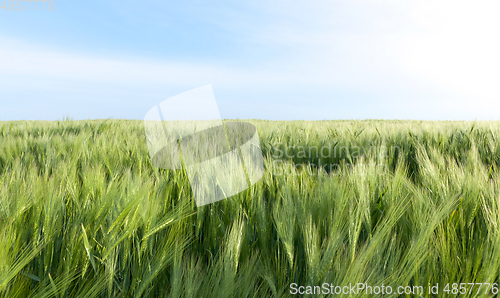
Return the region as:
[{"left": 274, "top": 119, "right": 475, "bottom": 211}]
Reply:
[{"left": 1, "top": 119, "right": 500, "bottom": 297}]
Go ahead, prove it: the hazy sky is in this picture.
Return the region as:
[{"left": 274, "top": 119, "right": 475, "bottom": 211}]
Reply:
[{"left": 1, "top": 0, "right": 499, "bottom": 120}]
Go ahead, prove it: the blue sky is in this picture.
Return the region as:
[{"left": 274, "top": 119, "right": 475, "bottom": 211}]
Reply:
[{"left": 1, "top": 0, "right": 499, "bottom": 120}]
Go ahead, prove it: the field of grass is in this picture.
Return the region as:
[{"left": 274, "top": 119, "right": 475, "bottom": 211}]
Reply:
[{"left": 2, "top": 119, "right": 500, "bottom": 297}]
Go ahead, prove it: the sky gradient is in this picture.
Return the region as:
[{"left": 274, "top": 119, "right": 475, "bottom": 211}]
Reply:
[{"left": 1, "top": 0, "right": 499, "bottom": 120}]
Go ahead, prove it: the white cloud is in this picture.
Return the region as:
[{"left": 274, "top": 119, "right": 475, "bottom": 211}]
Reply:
[
  {"left": 396, "top": 0, "right": 500, "bottom": 105},
  {"left": 0, "top": 37, "right": 232, "bottom": 86}
]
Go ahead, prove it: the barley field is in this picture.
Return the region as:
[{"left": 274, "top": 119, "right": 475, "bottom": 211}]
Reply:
[{"left": 1, "top": 119, "right": 500, "bottom": 297}]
